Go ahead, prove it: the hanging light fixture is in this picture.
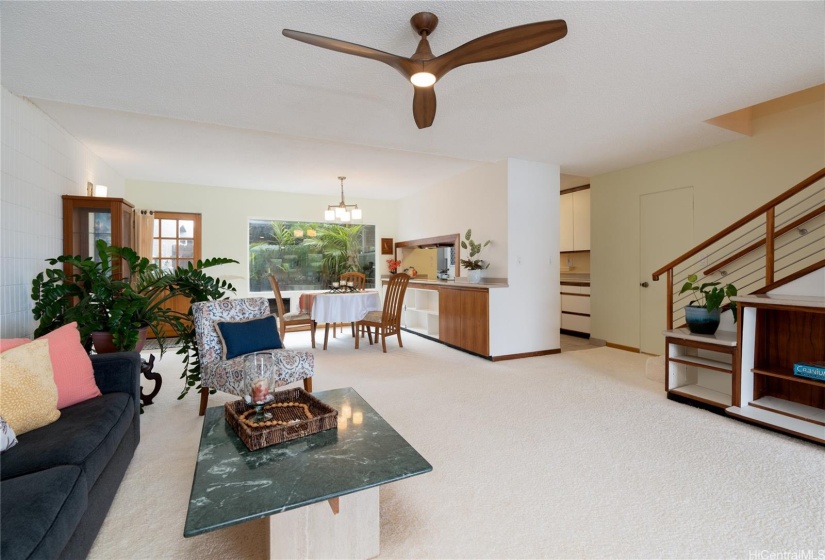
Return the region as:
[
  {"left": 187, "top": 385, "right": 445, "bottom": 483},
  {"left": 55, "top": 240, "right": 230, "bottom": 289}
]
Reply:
[{"left": 325, "top": 176, "right": 362, "bottom": 222}]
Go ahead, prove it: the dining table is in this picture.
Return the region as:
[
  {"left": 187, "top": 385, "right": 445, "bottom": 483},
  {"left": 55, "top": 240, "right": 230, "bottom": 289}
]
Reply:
[{"left": 299, "top": 290, "right": 382, "bottom": 350}]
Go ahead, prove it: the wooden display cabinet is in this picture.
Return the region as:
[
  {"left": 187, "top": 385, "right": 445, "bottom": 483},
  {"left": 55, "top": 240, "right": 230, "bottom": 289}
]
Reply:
[
  {"left": 62, "top": 196, "right": 135, "bottom": 271},
  {"left": 729, "top": 294, "right": 825, "bottom": 444}
]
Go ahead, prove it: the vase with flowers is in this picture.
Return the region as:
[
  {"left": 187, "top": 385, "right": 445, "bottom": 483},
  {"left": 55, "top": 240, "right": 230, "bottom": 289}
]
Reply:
[{"left": 386, "top": 259, "right": 401, "bottom": 274}]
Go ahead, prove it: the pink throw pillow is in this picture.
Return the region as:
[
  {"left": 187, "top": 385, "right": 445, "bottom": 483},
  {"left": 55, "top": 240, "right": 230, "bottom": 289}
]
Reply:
[
  {"left": 0, "top": 339, "right": 30, "bottom": 352},
  {"left": 39, "top": 323, "right": 101, "bottom": 408}
]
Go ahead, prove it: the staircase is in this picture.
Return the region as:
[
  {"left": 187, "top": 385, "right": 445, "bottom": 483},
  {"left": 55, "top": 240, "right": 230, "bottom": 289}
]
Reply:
[{"left": 651, "top": 167, "right": 825, "bottom": 443}]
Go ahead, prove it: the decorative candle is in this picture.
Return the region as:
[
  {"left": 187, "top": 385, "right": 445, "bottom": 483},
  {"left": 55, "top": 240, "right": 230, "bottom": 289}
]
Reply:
[
  {"left": 332, "top": 281, "right": 340, "bottom": 288},
  {"left": 352, "top": 411, "right": 363, "bottom": 425},
  {"left": 341, "top": 404, "right": 352, "bottom": 419},
  {"left": 338, "top": 417, "right": 348, "bottom": 430},
  {"left": 347, "top": 281, "right": 354, "bottom": 287}
]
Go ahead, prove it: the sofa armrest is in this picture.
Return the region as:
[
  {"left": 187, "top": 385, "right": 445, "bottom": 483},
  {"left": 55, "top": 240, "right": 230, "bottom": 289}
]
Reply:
[{"left": 91, "top": 352, "right": 141, "bottom": 406}]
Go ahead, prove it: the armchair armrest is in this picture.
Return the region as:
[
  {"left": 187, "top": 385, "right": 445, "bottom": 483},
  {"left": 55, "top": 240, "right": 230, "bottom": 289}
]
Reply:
[{"left": 91, "top": 352, "right": 141, "bottom": 407}]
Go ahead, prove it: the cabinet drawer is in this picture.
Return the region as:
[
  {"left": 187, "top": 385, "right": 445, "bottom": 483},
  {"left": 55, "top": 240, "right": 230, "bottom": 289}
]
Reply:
[
  {"left": 561, "top": 294, "right": 590, "bottom": 314},
  {"left": 561, "top": 313, "right": 590, "bottom": 334},
  {"left": 560, "top": 284, "right": 590, "bottom": 295}
]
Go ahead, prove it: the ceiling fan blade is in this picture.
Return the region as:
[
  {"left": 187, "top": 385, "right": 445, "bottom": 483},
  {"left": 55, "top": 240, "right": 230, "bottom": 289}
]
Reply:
[
  {"left": 282, "top": 29, "right": 416, "bottom": 78},
  {"left": 412, "top": 87, "right": 436, "bottom": 129},
  {"left": 426, "top": 20, "right": 567, "bottom": 78}
]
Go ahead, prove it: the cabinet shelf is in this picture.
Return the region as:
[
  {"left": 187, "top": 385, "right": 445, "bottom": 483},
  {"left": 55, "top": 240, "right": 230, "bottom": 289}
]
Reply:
[
  {"left": 670, "top": 355, "right": 733, "bottom": 374},
  {"left": 752, "top": 367, "right": 825, "bottom": 388},
  {"left": 670, "top": 385, "right": 732, "bottom": 407},
  {"left": 749, "top": 396, "right": 825, "bottom": 426}
]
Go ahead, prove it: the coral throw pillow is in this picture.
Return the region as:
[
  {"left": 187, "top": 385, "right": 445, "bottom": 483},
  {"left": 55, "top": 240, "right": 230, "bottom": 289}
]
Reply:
[
  {"left": 39, "top": 323, "right": 101, "bottom": 409},
  {"left": 0, "top": 339, "right": 61, "bottom": 434},
  {"left": 0, "top": 338, "right": 30, "bottom": 352}
]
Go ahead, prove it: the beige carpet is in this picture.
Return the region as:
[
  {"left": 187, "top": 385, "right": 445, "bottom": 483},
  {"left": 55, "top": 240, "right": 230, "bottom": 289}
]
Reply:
[{"left": 89, "top": 330, "right": 825, "bottom": 559}]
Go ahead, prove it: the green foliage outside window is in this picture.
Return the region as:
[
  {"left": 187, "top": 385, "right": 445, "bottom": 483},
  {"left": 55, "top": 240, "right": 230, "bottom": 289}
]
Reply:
[{"left": 249, "top": 220, "right": 376, "bottom": 292}]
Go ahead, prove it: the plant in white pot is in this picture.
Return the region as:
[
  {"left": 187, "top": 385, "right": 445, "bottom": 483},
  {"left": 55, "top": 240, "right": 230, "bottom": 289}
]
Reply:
[
  {"left": 679, "top": 274, "right": 738, "bottom": 335},
  {"left": 460, "top": 229, "right": 490, "bottom": 284}
]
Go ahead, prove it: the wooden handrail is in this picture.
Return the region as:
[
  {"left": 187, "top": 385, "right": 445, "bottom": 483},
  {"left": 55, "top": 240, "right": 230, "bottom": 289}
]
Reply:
[
  {"left": 652, "top": 167, "right": 825, "bottom": 280},
  {"left": 703, "top": 204, "right": 825, "bottom": 275}
]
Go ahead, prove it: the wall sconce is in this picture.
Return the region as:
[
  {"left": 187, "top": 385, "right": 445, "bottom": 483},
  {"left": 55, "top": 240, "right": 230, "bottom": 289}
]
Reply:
[{"left": 93, "top": 184, "right": 109, "bottom": 197}]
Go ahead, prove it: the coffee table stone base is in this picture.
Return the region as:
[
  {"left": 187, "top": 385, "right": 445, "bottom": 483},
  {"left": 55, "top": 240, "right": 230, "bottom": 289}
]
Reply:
[{"left": 268, "top": 486, "right": 379, "bottom": 559}]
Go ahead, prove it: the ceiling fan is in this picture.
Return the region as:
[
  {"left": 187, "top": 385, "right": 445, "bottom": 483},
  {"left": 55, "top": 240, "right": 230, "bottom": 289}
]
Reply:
[{"left": 283, "top": 12, "right": 567, "bottom": 129}]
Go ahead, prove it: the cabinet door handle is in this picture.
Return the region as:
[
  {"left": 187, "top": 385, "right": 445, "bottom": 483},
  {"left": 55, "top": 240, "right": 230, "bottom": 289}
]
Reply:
[{"left": 639, "top": 282, "right": 649, "bottom": 288}]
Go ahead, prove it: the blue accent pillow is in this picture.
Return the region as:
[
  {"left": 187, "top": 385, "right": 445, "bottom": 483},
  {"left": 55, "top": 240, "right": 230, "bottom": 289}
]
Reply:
[{"left": 214, "top": 315, "right": 282, "bottom": 360}]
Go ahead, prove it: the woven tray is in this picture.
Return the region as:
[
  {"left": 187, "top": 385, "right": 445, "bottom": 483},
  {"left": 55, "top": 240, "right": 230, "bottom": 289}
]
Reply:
[{"left": 225, "top": 388, "right": 338, "bottom": 451}]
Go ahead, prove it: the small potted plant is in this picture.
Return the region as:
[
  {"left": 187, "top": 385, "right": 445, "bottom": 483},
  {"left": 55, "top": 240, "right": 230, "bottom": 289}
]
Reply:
[
  {"left": 386, "top": 259, "right": 401, "bottom": 274},
  {"left": 460, "top": 229, "right": 490, "bottom": 283},
  {"left": 679, "top": 274, "right": 738, "bottom": 334}
]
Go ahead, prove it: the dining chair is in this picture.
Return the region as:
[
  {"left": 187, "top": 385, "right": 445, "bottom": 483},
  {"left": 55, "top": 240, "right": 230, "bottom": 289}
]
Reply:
[
  {"left": 339, "top": 271, "right": 366, "bottom": 291},
  {"left": 355, "top": 273, "right": 410, "bottom": 353},
  {"left": 192, "top": 297, "right": 314, "bottom": 416},
  {"left": 339, "top": 271, "right": 367, "bottom": 336},
  {"left": 269, "top": 274, "right": 316, "bottom": 348}
]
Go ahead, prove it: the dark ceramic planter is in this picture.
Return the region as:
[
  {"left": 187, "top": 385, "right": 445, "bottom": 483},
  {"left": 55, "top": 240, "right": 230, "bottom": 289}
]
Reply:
[
  {"left": 92, "top": 326, "right": 149, "bottom": 354},
  {"left": 684, "top": 306, "right": 721, "bottom": 335}
]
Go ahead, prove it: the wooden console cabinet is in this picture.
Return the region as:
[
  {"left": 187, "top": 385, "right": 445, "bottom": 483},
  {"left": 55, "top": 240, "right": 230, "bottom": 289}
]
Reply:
[{"left": 439, "top": 286, "right": 489, "bottom": 356}]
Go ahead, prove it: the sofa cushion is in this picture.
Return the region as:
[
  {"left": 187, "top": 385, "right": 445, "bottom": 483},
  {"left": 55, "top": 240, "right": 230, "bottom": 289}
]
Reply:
[
  {"left": 0, "top": 393, "right": 133, "bottom": 487},
  {"left": 0, "top": 339, "right": 61, "bottom": 435},
  {"left": 0, "top": 465, "right": 88, "bottom": 560},
  {"left": 40, "top": 322, "right": 101, "bottom": 409}
]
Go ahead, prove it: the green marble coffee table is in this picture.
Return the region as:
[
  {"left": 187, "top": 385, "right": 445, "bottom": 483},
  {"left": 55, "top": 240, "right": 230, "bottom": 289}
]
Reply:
[{"left": 184, "top": 387, "right": 432, "bottom": 559}]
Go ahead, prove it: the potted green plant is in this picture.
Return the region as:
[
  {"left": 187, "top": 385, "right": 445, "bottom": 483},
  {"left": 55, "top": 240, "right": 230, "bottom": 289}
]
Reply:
[
  {"left": 32, "top": 239, "right": 237, "bottom": 398},
  {"left": 460, "top": 229, "right": 491, "bottom": 283},
  {"left": 679, "top": 274, "right": 738, "bottom": 334}
]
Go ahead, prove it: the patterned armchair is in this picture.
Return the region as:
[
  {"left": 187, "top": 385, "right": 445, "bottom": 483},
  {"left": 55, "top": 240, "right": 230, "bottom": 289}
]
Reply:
[{"left": 192, "top": 297, "right": 314, "bottom": 416}]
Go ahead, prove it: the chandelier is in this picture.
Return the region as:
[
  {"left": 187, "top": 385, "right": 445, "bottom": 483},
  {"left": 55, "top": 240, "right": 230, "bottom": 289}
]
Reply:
[{"left": 324, "top": 176, "right": 362, "bottom": 222}]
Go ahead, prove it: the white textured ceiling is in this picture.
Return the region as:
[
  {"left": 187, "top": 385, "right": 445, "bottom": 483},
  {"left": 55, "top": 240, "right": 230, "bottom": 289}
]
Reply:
[{"left": 2, "top": 1, "right": 824, "bottom": 199}]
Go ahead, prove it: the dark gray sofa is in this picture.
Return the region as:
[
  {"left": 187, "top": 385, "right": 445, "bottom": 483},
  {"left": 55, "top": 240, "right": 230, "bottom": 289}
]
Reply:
[{"left": 1, "top": 352, "right": 141, "bottom": 560}]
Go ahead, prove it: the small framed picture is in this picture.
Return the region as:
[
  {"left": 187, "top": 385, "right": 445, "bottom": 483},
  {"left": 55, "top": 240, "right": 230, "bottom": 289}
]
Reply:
[{"left": 381, "top": 238, "right": 394, "bottom": 255}]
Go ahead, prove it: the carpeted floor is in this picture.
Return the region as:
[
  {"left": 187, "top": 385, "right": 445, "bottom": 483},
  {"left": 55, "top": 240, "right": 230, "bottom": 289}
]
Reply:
[{"left": 89, "top": 330, "right": 825, "bottom": 559}]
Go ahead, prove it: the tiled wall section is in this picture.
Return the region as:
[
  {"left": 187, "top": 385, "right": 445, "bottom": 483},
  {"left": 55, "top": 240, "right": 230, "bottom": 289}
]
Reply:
[{"left": 0, "top": 88, "right": 125, "bottom": 338}]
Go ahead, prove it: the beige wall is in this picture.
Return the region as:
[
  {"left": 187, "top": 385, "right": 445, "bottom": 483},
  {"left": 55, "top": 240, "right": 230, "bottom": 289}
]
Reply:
[
  {"left": 561, "top": 251, "right": 590, "bottom": 273},
  {"left": 398, "top": 247, "right": 438, "bottom": 278},
  {"left": 590, "top": 88, "right": 825, "bottom": 350},
  {"left": 124, "top": 180, "right": 399, "bottom": 297}
]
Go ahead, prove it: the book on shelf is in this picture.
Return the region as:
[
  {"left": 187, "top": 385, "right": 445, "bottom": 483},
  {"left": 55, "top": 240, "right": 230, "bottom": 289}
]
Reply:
[{"left": 793, "top": 362, "right": 825, "bottom": 382}]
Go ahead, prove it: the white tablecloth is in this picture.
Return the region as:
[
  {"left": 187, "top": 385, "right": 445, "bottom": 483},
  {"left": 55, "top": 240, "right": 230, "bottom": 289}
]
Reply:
[{"left": 309, "top": 291, "right": 381, "bottom": 324}]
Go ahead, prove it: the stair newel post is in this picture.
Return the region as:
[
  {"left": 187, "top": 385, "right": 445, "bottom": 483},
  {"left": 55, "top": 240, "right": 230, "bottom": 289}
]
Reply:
[
  {"left": 666, "top": 268, "right": 674, "bottom": 330},
  {"left": 765, "top": 208, "right": 775, "bottom": 285}
]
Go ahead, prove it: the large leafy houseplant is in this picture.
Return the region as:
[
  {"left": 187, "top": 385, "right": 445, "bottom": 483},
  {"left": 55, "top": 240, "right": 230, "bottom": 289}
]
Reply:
[{"left": 31, "top": 239, "right": 237, "bottom": 398}]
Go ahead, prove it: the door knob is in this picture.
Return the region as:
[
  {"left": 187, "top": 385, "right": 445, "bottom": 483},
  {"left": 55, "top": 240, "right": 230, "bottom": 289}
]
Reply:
[{"left": 639, "top": 282, "right": 649, "bottom": 288}]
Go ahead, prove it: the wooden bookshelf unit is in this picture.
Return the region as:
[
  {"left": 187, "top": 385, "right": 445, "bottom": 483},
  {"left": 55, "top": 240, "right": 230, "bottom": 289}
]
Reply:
[
  {"left": 728, "top": 294, "right": 825, "bottom": 444},
  {"left": 664, "top": 328, "right": 737, "bottom": 411}
]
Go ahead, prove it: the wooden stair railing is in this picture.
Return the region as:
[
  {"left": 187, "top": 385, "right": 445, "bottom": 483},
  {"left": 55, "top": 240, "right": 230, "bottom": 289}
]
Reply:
[{"left": 652, "top": 167, "right": 825, "bottom": 330}]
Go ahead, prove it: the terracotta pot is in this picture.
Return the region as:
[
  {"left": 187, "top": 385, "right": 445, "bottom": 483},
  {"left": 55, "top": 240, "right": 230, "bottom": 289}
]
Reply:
[{"left": 92, "top": 326, "right": 149, "bottom": 354}]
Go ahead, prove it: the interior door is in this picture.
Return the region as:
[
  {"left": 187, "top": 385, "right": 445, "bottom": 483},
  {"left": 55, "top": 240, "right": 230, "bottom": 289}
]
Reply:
[
  {"left": 639, "top": 187, "right": 694, "bottom": 354},
  {"left": 151, "top": 212, "right": 202, "bottom": 338}
]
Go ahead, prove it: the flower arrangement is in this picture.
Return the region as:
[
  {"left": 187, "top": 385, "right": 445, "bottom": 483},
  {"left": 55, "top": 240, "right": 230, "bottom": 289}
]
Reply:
[{"left": 386, "top": 259, "right": 401, "bottom": 273}]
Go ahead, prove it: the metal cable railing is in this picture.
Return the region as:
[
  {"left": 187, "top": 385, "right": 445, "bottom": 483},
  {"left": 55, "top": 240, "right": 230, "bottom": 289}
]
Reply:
[{"left": 652, "top": 168, "right": 825, "bottom": 331}]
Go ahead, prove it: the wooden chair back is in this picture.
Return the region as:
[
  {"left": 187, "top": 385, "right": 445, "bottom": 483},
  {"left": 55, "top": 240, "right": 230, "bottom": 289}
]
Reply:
[
  {"left": 382, "top": 273, "right": 410, "bottom": 326},
  {"left": 268, "top": 274, "right": 287, "bottom": 319},
  {"left": 340, "top": 271, "right": 366, "bottom": 291}
]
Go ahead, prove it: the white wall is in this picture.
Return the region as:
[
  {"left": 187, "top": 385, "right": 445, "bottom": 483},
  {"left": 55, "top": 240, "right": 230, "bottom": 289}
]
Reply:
[
  {"left": 124, "top": 179, "right": 399, "bottom": 298},
  {"left": 0, "top": 88, "right": 125, "bottom": 337},
  {"left": 396, "top": 158, "right": 560, "bottom": 357},
  {"left": 488, "top": 159, "right": 560, "bottom": 356},
  {"left": 395, "top": 160, "right": 509, "bottom": 278},
  {"left": 591, "top": 87, "right": 825, "bottom": 350}
]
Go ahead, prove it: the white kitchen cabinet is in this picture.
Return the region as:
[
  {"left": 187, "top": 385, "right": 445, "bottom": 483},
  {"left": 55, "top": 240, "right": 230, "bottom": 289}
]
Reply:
[
  {"left": 572, "top": 189, "right": 590, "bottom": 251},
  {"left": 559, "top": 187, "right": 590, "bottom": 252}
]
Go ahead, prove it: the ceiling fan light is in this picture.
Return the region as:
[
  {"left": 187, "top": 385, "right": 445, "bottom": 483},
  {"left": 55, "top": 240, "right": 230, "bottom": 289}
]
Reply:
[
  {"left": 325, "top": 209, "right": 335, "bottom": 221},
  {"left": 351, "top": 208, "right": 362, "bottom": 220},
  {"left": 410, "top": 72, "right": 436, "bottom": 87}
]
